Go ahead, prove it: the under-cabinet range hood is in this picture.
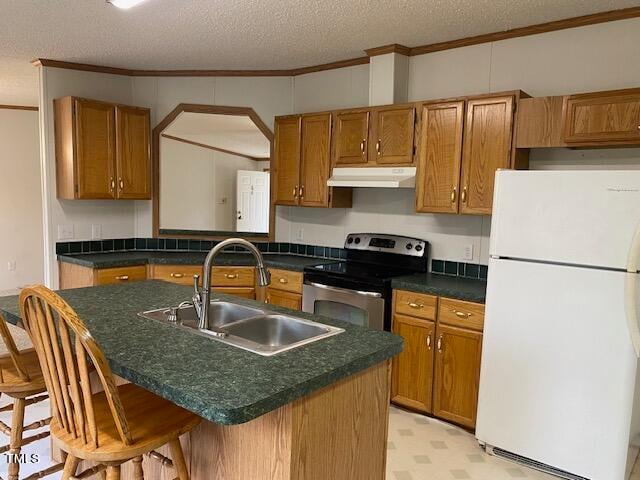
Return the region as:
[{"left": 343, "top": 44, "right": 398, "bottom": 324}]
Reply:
[{"left": 327, "top": 167, "right": 417, "bottom": 188}]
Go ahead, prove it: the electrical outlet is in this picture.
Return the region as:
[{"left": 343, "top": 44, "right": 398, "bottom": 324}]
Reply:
[
  {"left": 57, "top": 224, "right": 74, "bottom": 240},
  {"left": 296, "top": 228, "right": 304, "bottom": 241},
  {"left": 7, "top": 261, "right": 16, "bottom": 272},
  {"left": 91, "top": 224, "right": 102, "bottom": 240},
  {"left": 463, "top": 244, "right": 474, "bottom": 261}
]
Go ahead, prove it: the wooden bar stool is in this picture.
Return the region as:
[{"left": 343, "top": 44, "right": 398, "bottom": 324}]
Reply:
[
  {"left": 0, "top": 312, "right": 63, "bottom": 480},
  {"left": 19, "top": 286, "right": 200, "bottom": 480}
]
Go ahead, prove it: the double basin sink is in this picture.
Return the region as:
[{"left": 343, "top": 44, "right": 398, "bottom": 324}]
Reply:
[{"left": 138, "top": 301, "right": 344, "bottom": 356}]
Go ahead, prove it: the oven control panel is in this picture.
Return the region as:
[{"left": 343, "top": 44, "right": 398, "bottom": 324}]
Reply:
[{"left": 344, "top": 233, "right": 427, "bottom": 257}]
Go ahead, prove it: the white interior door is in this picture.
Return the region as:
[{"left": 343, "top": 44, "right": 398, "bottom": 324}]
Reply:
[
  {"left": 236, "top": 170, "right": 269, "bottom": 233},
  {"left": 476, "top": 257, "right": 638, "bottom": 480}
]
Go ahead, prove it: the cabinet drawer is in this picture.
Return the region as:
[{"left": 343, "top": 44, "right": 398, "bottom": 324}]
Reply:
[
  {"left": 94, "top": 266, "right": 146, "bottom": 285},
  {"left": 438, "top": 298, "right": 485, "bottom": 331},
  {"left": 394, "top": 290, "right": 438, "bottom": 320},
  {"left": 213, "top": 287, "right": 256, "bottom": 300},
  {"left": 149, "top": 265, "right": 202, "bottom": 285},
  {"left": 212, "top": 267, "right": 255, "bottom": 287},
  {"left": 266, "top": 288, "right": 302, "bottom": 311},
  {"left": 268, "top": 268, "right": 303, "bottom": 294}
]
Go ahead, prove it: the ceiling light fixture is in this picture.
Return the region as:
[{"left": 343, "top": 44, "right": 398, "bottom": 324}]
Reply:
[{"left": 106, "top": 0, "right": 147, "bottom": 9}]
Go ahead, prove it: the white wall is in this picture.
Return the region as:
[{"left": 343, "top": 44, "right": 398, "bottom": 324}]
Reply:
[
  {"left": 0, "top": 109, "right": 43, "bottom": 291},
  {"left": 278, "top": 17, "right": 640, "bottom": 265},
  {"left": 39, "top": 67, "right": 138, "bottom": 287},
  {"left": 159, "top": 137, "right": 262, "bottom": 231}
]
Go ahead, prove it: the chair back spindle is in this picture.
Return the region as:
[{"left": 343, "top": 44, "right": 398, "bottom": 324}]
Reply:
[{"left": 19, "top": 286, "right": 133, "bottom": 449}]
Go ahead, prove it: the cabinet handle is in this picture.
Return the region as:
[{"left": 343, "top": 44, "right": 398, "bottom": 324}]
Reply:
[
  {"left": 299, "top": 186, "right": 304, "bottom": 198},
  {"left": 360, "top": 139, "right": 366, "bottom": 154},
  {"left": 118, "top": 177, "right": 124, "bottom": 189},
  {"left": 110, "top": 178, "right": 115, "bottom": 191},
  {"left": 375, "top": 140, "right": 381, "bottom": 155},
  {"left": 637, "top": 125, "right": 640, "bottom": 130},
  {"left": 450, "top": 187, "right": 457, "bottom": 204},
  {"left": 426, "top": 334, "right": 432, "bottom": 350},
  {"left": 279, "top": 278, "right": 288, "bottom": 284},
  {"left": 407, "top": 302, "right": 424, "bottom": 309},
  {"left": 170, "top": 273, "right": 184, "bottom": 279},
  {"left": 461, "top": 187, "right": 468, "bottom": 203},
  {"left": 437, "top": 335, "right": 443, "bottom": 352},
  {"left": 453, "top": 309, "right": 472, "bottom": 319},
  {"left": 115, "top": 275, "right": 129, "bottom": 281},
  {"left": 293, "top": 185, "right": 298, "bottom": 198},
  {"left": 224, "top": 273, "right": 238, "bottom": 279}
]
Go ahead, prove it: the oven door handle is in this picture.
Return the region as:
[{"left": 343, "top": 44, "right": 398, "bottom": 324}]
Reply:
[{"left": 306, "top": 282, "right": 383, "bottom": 298}]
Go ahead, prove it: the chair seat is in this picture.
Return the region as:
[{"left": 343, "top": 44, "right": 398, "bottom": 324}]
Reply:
[
  {"left": 51, "top": 383, "right": 200, "bottom": 462},
  {"left": 0, "top": 349, "right": 46, "bottom": 396}
]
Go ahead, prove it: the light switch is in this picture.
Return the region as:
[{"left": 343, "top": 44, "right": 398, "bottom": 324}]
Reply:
[
  {"left": 57, "top": 224, "right": 74, "bottom": 240},
  {"left": 92, "top": 224, "right": 102, "bottom": 240},
  {"left": 463, "top": 244, "right": 474, "bottom": 261}
]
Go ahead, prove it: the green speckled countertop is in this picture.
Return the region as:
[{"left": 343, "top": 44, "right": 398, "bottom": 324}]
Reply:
[
  {"left": 57, "top": 252, "right": 334, "bottom": 272},
  {"left": 0, "top": 281, "right": 401, "bottom": 425},
  {"left": 392, "top": 273, "right": 487, "bottom": 303}
]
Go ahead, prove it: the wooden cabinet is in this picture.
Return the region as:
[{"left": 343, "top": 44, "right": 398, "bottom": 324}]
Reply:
[
  {"left": 433, "top": 324, "right": 483, "bottom": 429},
  {"left": 391, "top": 314, "right": 435, "bottom": 413},
  {"left": 416, "top": 102, "right": 464, "bottom": 213},
  {"left": 391, "top": 290, "right": 485, "bottom": 429},
  {"left": 265, "top": 268, "right": 302, "bottom": 310},
  {"left": 273, "top": 115, "right": 352, "bottom": 208},
  {"left": 148, "top": 265, "right": 202, "bottom": 285},
  {"left": 213, "top": 287, "right": 256, "bottom": 300},
  {"left": 273, "top": 116, "right": 301, "bottom": 205},
  {"left": 370, "top": 106, "right": 416, "bottom": 165},
  {"left": 54, "top": 97, "right": 151, "bottom": 200},
  {"left": 564, "top": 89, "right": 640, "bottom": 145},
  {"left": 333, "top": 111, "right": 370, "bottom": 165},
  {"left": 59, "top": 262, "right": 147, "bottom": 289},
  {"left": 460, "top": 96, "right": 515, "bottom": 215}
]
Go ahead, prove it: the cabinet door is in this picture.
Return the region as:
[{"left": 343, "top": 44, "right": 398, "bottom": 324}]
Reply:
[
  {"left": 433, "top": 324, "right": 482, "bottom": 428},
  {"left": 74, "top": 98, "right": 116, "bottom": 199},
  {"left": 391, "top": 314, "right": 435, "bottom": 413},
  {"left": 273, "top": 116, "right": 301, "bottom": 205},
  {"left": 266, "top": 288, "right": 302, "bottom": 311},
  {"left": 115, "top": 105, "right": 151, "bottom": 199},
  {"left": 564, "top": 91, "right": 640, "bottom": 144},
  {"left": 300, "top": 113, "right": 332, "bottom": 207},
  {"left": 213, "top": 287, "right": 256, "bottom": 300},
  {"left": 416, "top": 102, "right": 464, "bottom": 214},
  {"left": 460, "top": 96, "right": 514, "bottom": 215},
  {"left": 334, "top": 111, "right": 369, "bottom": 165},
  {"left": 371, "top": 107, "right": 416, "bottom": 165}
]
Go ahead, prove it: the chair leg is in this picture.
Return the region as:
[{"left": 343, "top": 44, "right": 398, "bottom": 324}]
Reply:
[
  {"left": 61, "top": 454, "right": 79, "bottom": 480},
  {"left": 132, "top": 456, "right": 144, "bottom": 479},
  {"left": 106, "top": 465, "right": 121, "bottom": 480},
  {"left": 169, "top": 438, "right": 189, "bottom": 480},
  {"left": 7, "top": 397, "right": 25, "bottom": 480}
]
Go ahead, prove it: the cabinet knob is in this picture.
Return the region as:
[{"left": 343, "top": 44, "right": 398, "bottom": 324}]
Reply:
[
  {"left": 451, "top": 187, "right": 457, "bottom": 204},
  {"left": 115, "top": 275, "right": 129, "bottom": 281},
  {"left": 170, "top": 273, "right": 184, "bottom": 278},
  {"left": 299, "top": 186, "right": 304, "bottom": 198},
  {"left": 461, "top": 187, "right": 468, "bottom": 204},
  {"left": 437, "top": 335, "right": 443, "bottom": 352},
  {"left": 453, "top": 309, "right": 472, "bottom": 319},
  {"left": 375, "top": 140, "right": 381, "bottom": 155},
  {"left": 293, "top": 185, "right": 298, "bottom": 198},
  {"left": 118, "top": 177, "right": 124, "bottom": 189},
  {"left": 224, "top": 273, "right": 238, "bottom": 279},
  {"left": 426, "top": 334, "right": 432, "bottom": 350},
  {"left": 110, "top": 178, "right": 115, "bottom": 191},
  {"left": 279, "top": 278, "right": 288, "bottom": 284},
  {"left": 407, "top": 302, "right": 424, "bottom": 309},
  {"left": 360, "top": 139, "right": 366, "bottom": 154}
]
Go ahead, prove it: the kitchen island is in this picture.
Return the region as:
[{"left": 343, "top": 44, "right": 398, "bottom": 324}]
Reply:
[{"left": 0, "top": 280, "right": 401, "bottom": 480}]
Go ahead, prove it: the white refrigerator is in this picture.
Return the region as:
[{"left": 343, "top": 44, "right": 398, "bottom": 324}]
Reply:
[{"left": 476, "top": 170, "right": 640, "bottom": 480}]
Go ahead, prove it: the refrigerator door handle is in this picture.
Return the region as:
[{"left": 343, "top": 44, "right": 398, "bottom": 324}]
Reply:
[{"left": 625, "top": 221, "right": 640, "bottom": 357}]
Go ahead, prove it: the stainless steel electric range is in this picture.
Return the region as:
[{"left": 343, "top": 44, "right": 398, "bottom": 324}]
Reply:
[{"left": 302, "top": 233, "right": 429, "bottom": 331}]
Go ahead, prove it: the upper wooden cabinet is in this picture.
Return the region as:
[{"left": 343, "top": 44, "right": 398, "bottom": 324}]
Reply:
[
  {"left": 370, "top": 106, "right": 416, "bottom": 165},
  {"left": 416, "top": 102, "right": 464, "bottom": 214},
  {"left": 564, "top": 89, "right": 640, "bottom": 145},
  {"left": 460, "top": 95, "right": 515, "bottom": 215},
  {"left": 333, "top": 110, "right": 370, "bottom": 165},
  {"left": 273, "top": 114, "right": 352, "bottom": 208},
  {"left": 54, "top": 97, "right": 151, "bottom": 200}
]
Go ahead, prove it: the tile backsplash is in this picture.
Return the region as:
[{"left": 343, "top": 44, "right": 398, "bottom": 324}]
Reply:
[{"left": 56, "top": 238, "right": 487, "bottom": 280}]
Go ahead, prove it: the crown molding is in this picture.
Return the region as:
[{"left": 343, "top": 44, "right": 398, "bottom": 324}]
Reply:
[{"left": 32, "top": 6, "right": 640, "bottom": 77}]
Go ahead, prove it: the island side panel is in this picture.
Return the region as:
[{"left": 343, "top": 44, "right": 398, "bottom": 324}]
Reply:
[{"left": 187, "top": 360, "right": 390, "bottom": 480}]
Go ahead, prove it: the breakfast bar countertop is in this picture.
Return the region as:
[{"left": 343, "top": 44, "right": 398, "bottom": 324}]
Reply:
[{"left": 0, "top": 281, "right": 402, "bottom": 425}]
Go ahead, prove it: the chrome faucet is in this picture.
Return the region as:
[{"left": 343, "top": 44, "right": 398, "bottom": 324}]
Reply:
[{"left": 193, "top": 238, "right": 271, "bottom": 331}]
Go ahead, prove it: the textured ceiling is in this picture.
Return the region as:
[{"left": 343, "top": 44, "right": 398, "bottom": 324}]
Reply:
[
  {"left": 163, "top": 112, "right": 271, "bottom": 157},
  {"left": 1, "top": 0, "right": 639, "bottom": 105}
]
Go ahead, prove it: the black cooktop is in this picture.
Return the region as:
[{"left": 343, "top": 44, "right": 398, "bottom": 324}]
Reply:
[{"left": 305, "top": 261, "right": 416, "bottom": 281}]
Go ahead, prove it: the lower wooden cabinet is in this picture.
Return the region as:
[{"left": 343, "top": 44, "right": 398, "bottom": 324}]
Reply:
[
  {"left": 391, "top": 290, "right": 484, "bottom": 429},
  {"left": 213, "top": 287, "right": 256, "bottom": 300},
  {"left": 266, "top": 288, "right": 302, "bottom": 310},
  {"left": 391, "top": 314, "right": 435, "bottom": 413},
  {"left": 59, "top": 262, "right": 147, "bottom": 289},
  {"left": 147, "top": 264, "right": 202, "bottom": 285},
  {"left": 433, "top": 324, "right": 483, "bottom": 429}
]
